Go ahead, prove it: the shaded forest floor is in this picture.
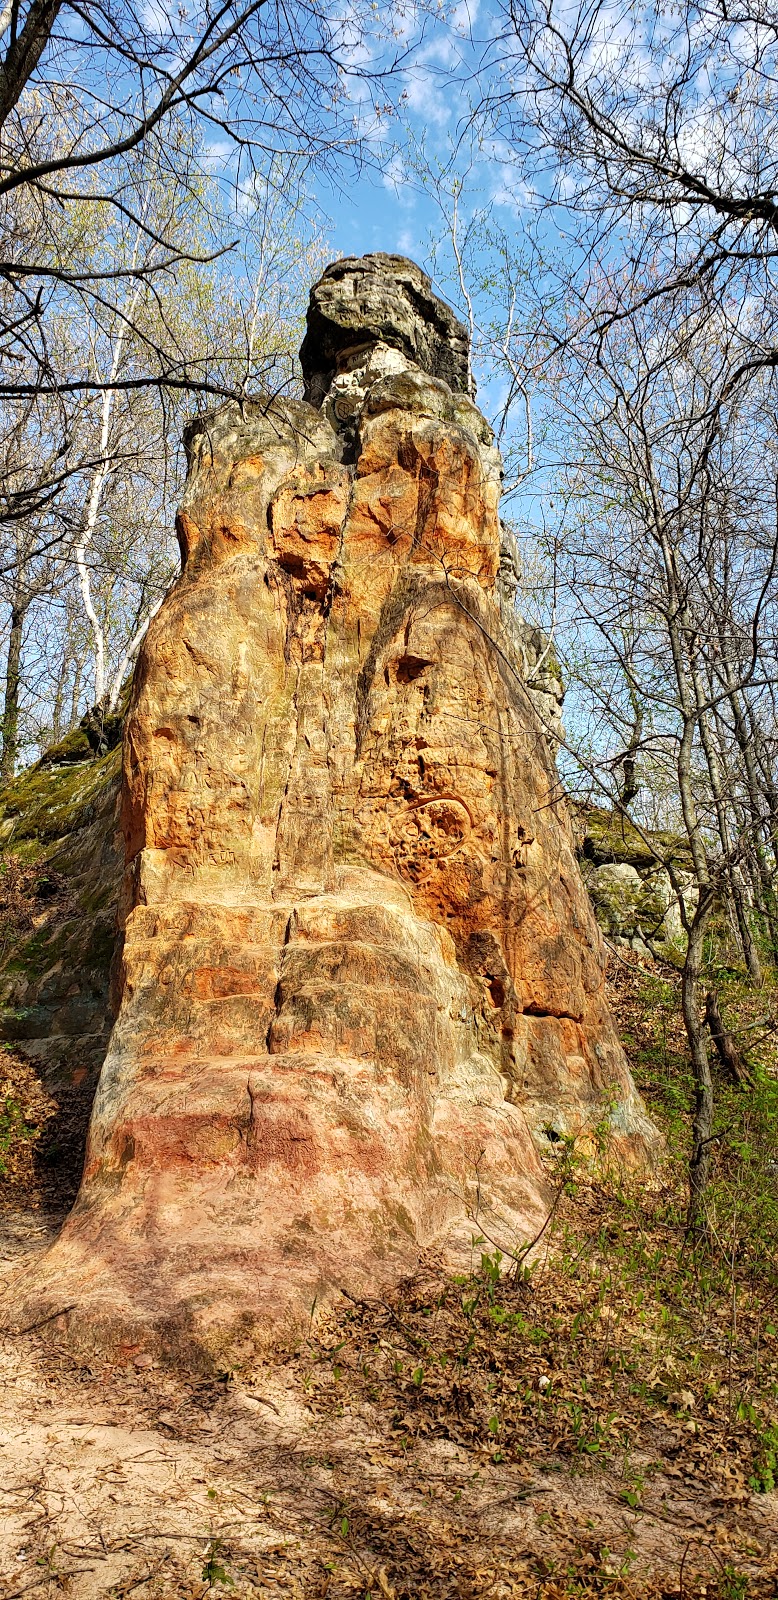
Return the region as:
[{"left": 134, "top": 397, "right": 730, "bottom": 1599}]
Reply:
[{"left": 1, "top": 957, "right": 778, "bottom": 1598}]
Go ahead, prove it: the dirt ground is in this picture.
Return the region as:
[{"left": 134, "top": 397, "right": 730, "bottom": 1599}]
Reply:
[{"left": 1, "top": 1204, "right": 777, "bottom": 1600}]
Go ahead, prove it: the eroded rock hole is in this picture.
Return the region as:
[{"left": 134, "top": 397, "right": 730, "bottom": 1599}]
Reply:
[
  {"left": 486, "top": 975, "right": 505, "bottom": 1008},
  {"left": 396, "top": 655, "right": 433, "bottom": 684}
]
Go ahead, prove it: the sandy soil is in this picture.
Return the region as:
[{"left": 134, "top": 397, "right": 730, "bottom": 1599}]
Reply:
[{"left": 1, "top": 1212, "right": 776, "bottom": 1600}]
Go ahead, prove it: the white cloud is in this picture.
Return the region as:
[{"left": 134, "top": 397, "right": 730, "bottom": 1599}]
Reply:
[
  {"left": 450, "top": 0, "right": 480, "bottom": 34},
  {"left": 139, "top": 0, "right": 169, "bottom": 35},
  {"left": 403, "top": 67, "right": 451, "bottom": 126}
]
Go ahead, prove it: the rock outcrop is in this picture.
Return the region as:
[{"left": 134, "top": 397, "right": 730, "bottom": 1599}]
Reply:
[
  {"left": 577, "top": 805, "right": 696, "bottom": 957},
  {"left": 9, "top": 256, "right": 658, "bottom": 1357},
  {"left": 300, "top": 253, "right": 473, "bottom": 413},
  {"left": 0, "top": 745, "right": 121, "bottom": 1085}
]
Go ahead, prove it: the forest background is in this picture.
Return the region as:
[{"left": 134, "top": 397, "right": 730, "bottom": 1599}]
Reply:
[{"left": 3, "top": 0, "right": 778, "bottom": 1230}]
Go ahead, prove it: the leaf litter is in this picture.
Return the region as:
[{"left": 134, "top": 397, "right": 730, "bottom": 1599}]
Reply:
[{"left": 0, "top": 954, "right": 777, "bottom": 1597}]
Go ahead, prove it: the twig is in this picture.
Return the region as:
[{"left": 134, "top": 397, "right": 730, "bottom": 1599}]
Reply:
[
  {"left": 339, "top": 1288, "right": 427, "bottom": 1354},
  {"left": 0, "top": 1580, "right": 48, "bottom": 1600},
  {"left": 111, "top": 1551, "right": 172, "bottom": 1596},
  {"left": 603, "top": 936, "right": 649, "bottom": 971},
  {"left": 466, "top": 1163, "right": 568, "bottom": 1279}
]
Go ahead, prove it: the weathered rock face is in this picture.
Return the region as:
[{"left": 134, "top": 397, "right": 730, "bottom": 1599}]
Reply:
[
  {"left": 13, "top": 256, "right": 657, "bottom": 1356},
  {"left": 300, "top": 253, "right": 473, "bottom": 413}
]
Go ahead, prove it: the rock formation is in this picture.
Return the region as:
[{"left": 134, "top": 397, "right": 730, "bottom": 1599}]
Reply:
[
  {"left": 10, "top": 255, "right": 657, "bottom": 1357},
  {"left": 579, "top": 807, "right": 697, "bottom": 957}
]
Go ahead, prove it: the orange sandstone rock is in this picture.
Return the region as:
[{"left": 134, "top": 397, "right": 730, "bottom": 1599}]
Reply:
[{"left": 12, "top": 256, "right": 658, "bottom": 1357}]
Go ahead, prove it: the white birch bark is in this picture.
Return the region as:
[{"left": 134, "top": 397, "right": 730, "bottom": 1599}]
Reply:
[
  {"left": 106, "top": 595, "right": 163, "bottom": 711},
  {"left": 75, "top": 243, "right": 144, "bottom": 706}
]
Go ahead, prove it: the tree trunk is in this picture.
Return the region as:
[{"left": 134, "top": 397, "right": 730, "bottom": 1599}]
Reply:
[
  {"left": 50, "top": 665, "right": 66, "bottom": 746},
  {"left": 733, "top": 689, "right": 778, "bottom": 958},
  {"left": 691, "top": 656, "right": 762, "bottom": 984},
  {"left": 69, "top": 656, "right": 84, "bottom": 730},
  {"left": 1, "top": 601, "right": 27, "bottom": 784},
  {"left": 729, "top": 874, "right": 762, "bottom": 985},
  {"left": 684, "top": 890, "right": 716, "bottom": 1241},
  {"left": 704, "top": 989, "right": 752, "bottom": 1086}
]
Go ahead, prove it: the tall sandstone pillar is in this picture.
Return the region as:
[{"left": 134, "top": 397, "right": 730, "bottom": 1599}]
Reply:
[{"left": 16, "top": 256, "right": 657, "bottom": 1355}]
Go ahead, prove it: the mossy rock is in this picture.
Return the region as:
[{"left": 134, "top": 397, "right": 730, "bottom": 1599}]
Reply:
[
  {"left": 37, "top": 723, "right": 94, "bottom": 766},
  {"left": 0, "top": 711, "right": 128, "bottom": 1208},
  {"left": 0, "top": 744, "right": 121, "bottom": 852},
  {"left": 577, "top": 804, "right": 692, "bottom": 873}
]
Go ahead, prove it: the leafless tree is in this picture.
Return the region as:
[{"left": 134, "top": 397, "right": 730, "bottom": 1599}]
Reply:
[
  {"left": 419, "top": 138, "right": 778, "bottom": 1232},
  {"left": 542, "top": 294, "right": 778, "bottom": 1235},
  {"left": 483, "top": 0, "right": 778, "bottom": 423},
  {"left": 0, "top": 0, "right": 397, "bottom": 607},
  {"left": 0, "top": 0, "right": 395, "bottom": 406},
  {"left": 0, "top": 0, "right": 378, "bottom": 766},
  {"left": 424, "top": 4, "right": 778, "bottom": 1228}
]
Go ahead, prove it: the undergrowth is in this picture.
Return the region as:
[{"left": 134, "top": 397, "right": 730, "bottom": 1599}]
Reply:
[
  {"left": 285, "top": 955, "right": 778, "bottom": 1597},
  {"left": 3, "top": 948, "right": 778, "bottom": 1595},
  {"left": 0, "top": 1046, "right": 56, "bottom": 1187}
]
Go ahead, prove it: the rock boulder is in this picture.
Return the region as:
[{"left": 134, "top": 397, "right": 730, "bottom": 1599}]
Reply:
[{"left": 10, "top": 257, "right": 658, "bottom": 1358}]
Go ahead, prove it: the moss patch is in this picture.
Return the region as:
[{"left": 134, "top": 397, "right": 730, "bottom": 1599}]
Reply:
[
  {"left": 576, "top": 803, "right": 692, "bottom": 872},
  {"left": 0, "top": 744, "right": 120, "bottom": 855}
]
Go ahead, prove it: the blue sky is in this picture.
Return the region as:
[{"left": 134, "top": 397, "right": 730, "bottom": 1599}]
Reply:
[
  {"left": 320, "top": 169, "right": 435, "bottom": 266},
  {"left": 311, "top": 0, "right": 508, "bottom": 283}
]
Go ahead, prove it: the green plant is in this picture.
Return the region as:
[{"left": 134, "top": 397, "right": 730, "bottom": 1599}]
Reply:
[
  {"left": 0, "top": 1097, "right": 30, "bottom": 1175},
  {"left": 748, "top": 1417, "right": 778, "bottom": 1494},
  {"left": 717, "top": 1562, "right": 750, "bottom": 1600},
  {"left": 201, "top": 1538, "right": 234, "bottom": 1589},
  {"left": 620, "top": 1464, "right": 644, "bottom": 1509},
  {"left": 565, "top": 1397, "right": 617, "bottom": 1456}
]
